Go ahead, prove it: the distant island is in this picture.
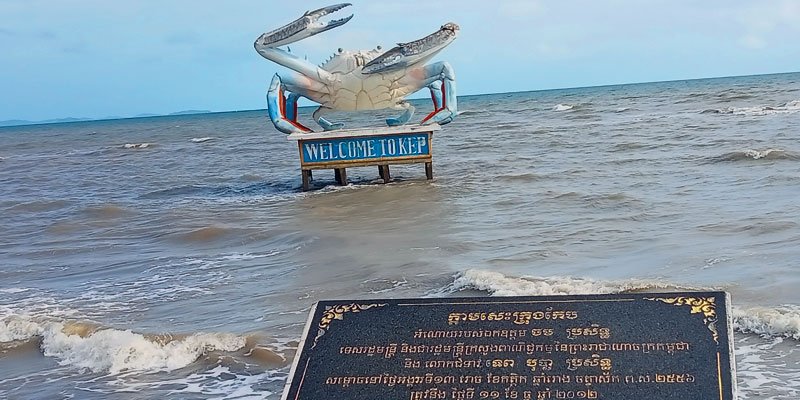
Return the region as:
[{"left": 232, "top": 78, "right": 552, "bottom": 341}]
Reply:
[
  {"left": 168, "top": 110, "right": 211, "bottom": 116},
  {"left": 0, "top": 110, "right": 213, "bottom": 127}
]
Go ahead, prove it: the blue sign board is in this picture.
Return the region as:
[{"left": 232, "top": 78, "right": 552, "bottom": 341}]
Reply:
[{"left": 301, "top": 133, "right": 430, "bottom": 164}]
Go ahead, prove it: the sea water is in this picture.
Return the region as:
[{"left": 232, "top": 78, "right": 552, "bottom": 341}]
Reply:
[{"left": 1, "top": 72, "right": 799, "bottom": 399}]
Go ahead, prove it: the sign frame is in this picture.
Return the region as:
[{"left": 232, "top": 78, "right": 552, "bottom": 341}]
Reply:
[{"left": 281, "top": 292, "right": 737, "bottom": 400}]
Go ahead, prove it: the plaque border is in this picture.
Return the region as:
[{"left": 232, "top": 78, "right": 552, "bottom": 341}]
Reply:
[{"left": 281, "top": 291, "right": 737, "bottom": 400}]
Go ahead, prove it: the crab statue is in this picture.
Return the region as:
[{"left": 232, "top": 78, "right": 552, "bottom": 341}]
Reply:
[{"left": 254, "top": 3, "right": 459, "bottom": 134}]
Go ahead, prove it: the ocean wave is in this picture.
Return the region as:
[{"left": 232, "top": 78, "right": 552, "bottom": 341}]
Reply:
[
  {"left": 735, "top": 337, "right": 800, "bottom": 400},
  {"left": 102, "top": 365, "right": 285, "bottom": 399},
  {"left": 82, "top": 204, "right": 132, "bottom": 219},
  {"left": 553, "top": 104, "right": 575, "bottom": 112},
  {"left": 46, "top": 329, "right": 244, "bottom": 373},
  {"left": 0, "top": 314, "right": 42, "bottom": 342},
  {"left": 218, "top": 250, "right": 284, "bottom": 261},
  {"left": 709, "top": 149, "right": 799, "bottom": 162},
  {"left": 0, "top": 315, "right": 248, "bottom": 373},
  {"left": 440, "top": 269, "right": 800, "bottom": 341},
  {"left": 701, "top": 100, "right": 800, "bottom": 116},
  {"left": 713, "top": 89, "right": 756, "bottom": 101},
  {"left": 142, "top": 184, "right": 218, "bottom": 198},
  {"left": 732, "top": 305, "right": 800, "bottom": 340},
  {"left": 0, "top": 287, "right": 31, "bottom": 294},
  {"left": 496, "top": 173, "right": 541, "bottom": 183},
  {"left": 440, "top": 269, "right": 699, "bottom": 297},
  {"left": 191, "top": 137, "right": 214, "bottom": 143},
  {"left": 141, "top": 180, "right": 299, "bottom": 200},
  {"left": 7, "top": 199, "right": 71, "bottom": 213},
  {"left": 697, "top": 220, "right": 798, "bottom": 236},
  {"left": 123, "top": 143, "right": 154, "bottom": 149},
  {"left": 180, "top": 226, "right": 234, "bottom": 243}
]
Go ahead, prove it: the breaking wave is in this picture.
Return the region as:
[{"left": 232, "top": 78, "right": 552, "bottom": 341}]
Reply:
[
  {"left": 701, "top": 100, "right": 800, "bottom": 116},
  {"left": 709, "top": 149, "right": 799, "bottom": 162},
  {"left": 123, "top": 143, "right": 154, "bottom": 149},
  {"left": 0, "top": 315, "right": 268, "bottom": 374},
  {"left": 191, "top": 137, "right": 214, "bottom": 143},
  {"left": 732, "top": 305, "right": 800, "bottom": 340},
  {"left": 553, "top": 104, "right": 575, "bottom": 112},
  {"left": 438, "top": 269, "right": 700, "bottom": 297},
  {"left": 440, "top": 269, "right": 800, "bottom": 340}
]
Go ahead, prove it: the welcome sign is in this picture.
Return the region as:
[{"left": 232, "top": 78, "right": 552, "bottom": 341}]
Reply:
[
  {"left": 287, "top": 125, "right": 438, "bottom": 190},
  {"left": 301, "top": 133, "right": 430, "bottom": 163},
  {"left": 289, "top": 125, "right": 438, "bottom": 166}
]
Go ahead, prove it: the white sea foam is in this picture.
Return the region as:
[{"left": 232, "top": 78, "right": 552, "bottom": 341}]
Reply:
[
  {"left": 743, "top": 148, "right": 785, "bottom": 160},
  {"left": 108, "top": 366, "right": 281, "bottom": 399},
  {"left": 440, "top": 269, "right": 694, "bottom": 297},
  {"left": 1, "top": 314, "right": 246, "bottom": 373},
  {"left": 159, "top": 366, "right": 276, "bottom": 399},
  {"left": 705, "top": 99, "right": 800, "bottom": 116},
  {"left": 0, "top": 314, "right": 42, "bottom": 342},
  {"left": 43, "top": 327, "right": 245, "bottom": 373},
  {"left": 0, "top": 287, "right": 30, "bottom": 294},
  {"left": 74, "top": 258, "right": 223, "bottom": 314},
  {"left": 732, "top": 305, "right": 800, "bottom": 340},
  {"left": 553, "top": 104, "right": 574, "bottom": 111},
  {"left": 442, "top": 269, "right": 800, "bottom": 341},
  {"left": 190, "top": 137, "right": 214, "bottom": 143},
  {"left": 735, "top": 336, "right": 800, "bottom": 399},
  {"left": 219, "top": 250, "right": 283, "bottom": 261},
  {"left": 712, "top": 148, "right": 797, "bottom": 162},
  {"left": 123, "top": 143, "right": 152, "bottom": 149}
]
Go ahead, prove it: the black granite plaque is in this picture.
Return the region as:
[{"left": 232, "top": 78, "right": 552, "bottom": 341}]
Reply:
[{"left": 281, "top": 292, "right": 736, "bottom": 400}]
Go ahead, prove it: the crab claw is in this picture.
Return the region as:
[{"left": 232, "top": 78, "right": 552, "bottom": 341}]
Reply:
[
  {"left": 362, "top": 22, "right": 459, "bottom": 74},
  {"left": 255, "top": 3, "right": 353, "bottom": 48}
]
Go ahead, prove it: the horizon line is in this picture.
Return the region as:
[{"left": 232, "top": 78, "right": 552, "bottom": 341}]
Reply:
[{"left": 3, "top": 70, "right": 798, "bottom": 128}]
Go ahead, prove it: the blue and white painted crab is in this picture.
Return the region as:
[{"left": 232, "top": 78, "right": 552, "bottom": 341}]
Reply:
[{"left": 254, "top": 3, "right": 458, "bottom": 134}]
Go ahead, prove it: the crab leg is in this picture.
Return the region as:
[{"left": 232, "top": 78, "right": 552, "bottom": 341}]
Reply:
[
  {"left": 427, "top": 83, "right": 443, "bottom": 111},
  {"left": 312, "top": 107, "right": 345, "bottom": 131},
  {"left": 266, "top": 72, "right": 334, "bottom": 134},
  {"left": 386, "top": 101, "right": 415, "bottom": 127},
  {"left": 417, "top": 62, "right": 458, "bottom": 125},
  {"left": 420, "top": 62, "right": 457, "bottom": 125},
  {"left": 387, "top": 61, "right": 458, "bottom": 126},
  {"left": 267, "top": 74, "right": 312, "bottom": 135}
]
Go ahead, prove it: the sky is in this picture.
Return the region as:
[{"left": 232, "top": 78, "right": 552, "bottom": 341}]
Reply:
[{"left": 1, "top": 0, "right": 798, "bottom": 122}]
